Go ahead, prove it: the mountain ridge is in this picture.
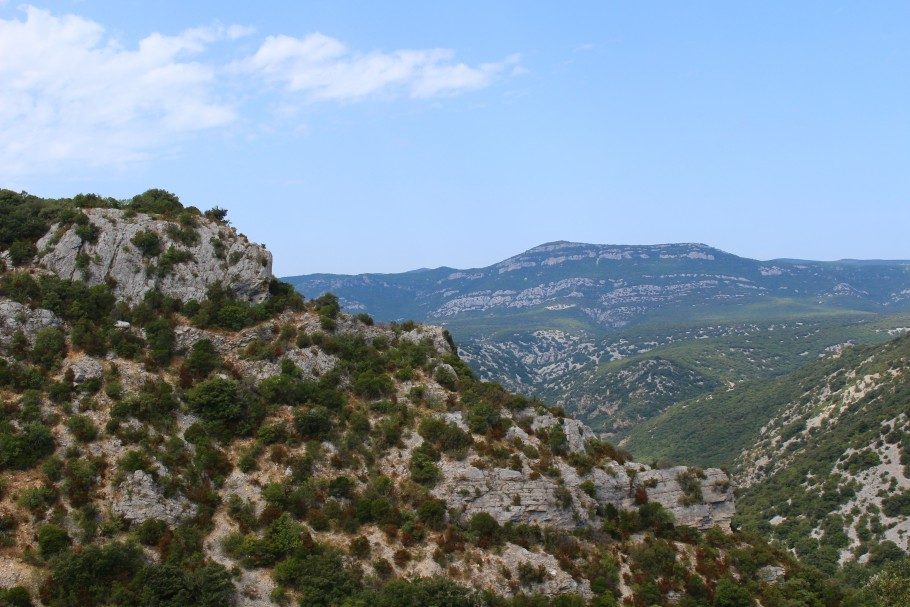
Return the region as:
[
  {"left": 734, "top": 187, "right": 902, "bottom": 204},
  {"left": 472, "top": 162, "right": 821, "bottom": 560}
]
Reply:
[
  {"left": 284, "top": 240, "right": 910, "bottom": 436},
  {"left": 4, "top": 188, "right": 850, "bottom": 607}
]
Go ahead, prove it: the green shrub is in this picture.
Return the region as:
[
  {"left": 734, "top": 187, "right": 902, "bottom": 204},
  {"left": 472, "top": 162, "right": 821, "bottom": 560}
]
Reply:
[
  {"left": 434, "top": 365, "right": 458, "bottom": 391},
  {"left": 66, "top": 415, "right": 99, "bottom": 443},
  {"left": 882, "top": 490, "right": 910, "bottom": 517},
  {"left": 352, "top": 370, "right": 395, "bottom": 398},
  {"left": 135, "top": 518, "right": 168, "bottom": 546},
  {"left": 128, "top": 189, "right": 184, "bottom": 215},
  {"left": 144, "top": 319, "right": 175, "bottom": 366},
  {"left": 349, "top": 536, "right": 371, "bottom": 559},
  {"left": 0, "top": 423, "right": 54, "bottom": 470},
  {"left": 272, "top": 551, "right": 360, "bottom": 607},
  {"left": 131, "top": 230, "right": 162, "bottom": 257},
  {"left": 467, "top": 512, "right": 500, "bottom": 545},
  {"left": 0, "top": 586, "right": 33, "bottom": 607},
  {"left": 294, "top": 406, "right": 333, "bottom": 440},
  {"left": 409, "top": 450, "right": 441, "bottom": 487},
  {"left": 547, "top": 425, "right": 569, "bottom": 455},
  {"left": 73, "top": 219, "right": 100, "bottom": 244},
  {"left": 17, "top": 486, "right": 55, "bottom": 513},
  {"left": 204, "top": 207, "right": 228, "bottom": 222},
  {"left": 8, "top": 240, "right": 35, "bottom": 266},
  {"left": 118, "top": 450, "right": 153, "bottom": 474},
  {"left": 186, "top": 377, "right": 260, "bottom": 438},
  {"left": 677, "top": 470, "right": 705, "bottom": 506},
  {"left": 328, "top": 476, "right": 354, "bottom": 498},
  {"left": 630, "top": 537, "right": 677, "bottom": 578},
  {"left": 184, "top": 339, "right": 221, "bottom": 379},
  {"left": 37, "top": 524, "right": 71, "bottom": 558},
  {"left": 64, "top": 457, "right": 101, "bottom": 506},
  {"left": 189, "top": 284, "right": 266, "bottom": 331},
  {"left": 417, "top": 498, "right": 447, "bottom": 531},
  {"left": 418, "top": 418, "right": 473, "bottom": 456},
  {"left": 110, "top": 380, "right": 179, "bottom": 426},
  {"left": 150, "top": 247, "right": 194, "bottom": 278},
  {"left": 165, "top": 219, "right": 200, "bottom": 246},
  {"left": 713, "top": 576, "right": 753, "bottom": 607},
  {"left": 30, "top": 327, "right": 66, "bottom": 369},
  {"left": 466, "top": 402, "right": 504, "bottom": 436}
]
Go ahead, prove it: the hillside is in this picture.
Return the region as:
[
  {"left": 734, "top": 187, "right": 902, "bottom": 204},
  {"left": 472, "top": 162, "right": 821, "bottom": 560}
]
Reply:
[
  {"left": 624, "top": 334, "right": 910, "bottom": 576},
  {"left": 0, "top": 189, "right": 872, "bottom": 607},
  {"left": 734, "top": 335, "right": 910, "bottom": 575},
  {"left": 286, "top": 242, "right": 910, "bottom": 435}
]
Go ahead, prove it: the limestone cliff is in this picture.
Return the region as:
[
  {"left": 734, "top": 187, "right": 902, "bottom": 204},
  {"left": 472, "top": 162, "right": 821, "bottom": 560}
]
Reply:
[{"left": 36, "top": 207, "right": 272, "bottom": 304}]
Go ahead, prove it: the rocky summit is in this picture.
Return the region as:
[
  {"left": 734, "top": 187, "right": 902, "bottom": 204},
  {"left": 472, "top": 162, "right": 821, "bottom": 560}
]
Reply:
[
  {"left": 36, "top": 207, "right": 273, "bottom": 305},
  {"left": 0, "top": 189, "right": 886, "bottom": 607}
]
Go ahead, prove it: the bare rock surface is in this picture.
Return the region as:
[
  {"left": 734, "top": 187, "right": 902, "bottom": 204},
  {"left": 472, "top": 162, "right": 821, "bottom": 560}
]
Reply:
[
  {"left": 434, "top": 412, "right": 734, "bottom": 531},
  {"left": 530, "top": 412, "right": 596, "bottom": 453},
  {"left": 63, "top": 355, "right": 103, "bottom": 384},
  {"left": 37, "top": 208, "right": 273, "bottom": 304},
  {"left": 112, "top": 470, "right": 197, "bottom": 525},
  {"left": 0, "top": 298, "right": 62, "bottom": 345}
]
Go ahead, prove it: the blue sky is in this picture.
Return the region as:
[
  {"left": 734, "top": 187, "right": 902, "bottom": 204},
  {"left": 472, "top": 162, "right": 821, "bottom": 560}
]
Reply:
[{"left": 1, "top": 2, "right": 908, "bottom": 275}]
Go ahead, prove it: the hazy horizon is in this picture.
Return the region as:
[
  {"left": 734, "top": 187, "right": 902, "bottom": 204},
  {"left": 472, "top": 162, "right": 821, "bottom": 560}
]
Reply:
[{"left": 282, "top": 240, "right": 910, "bottom": 278}]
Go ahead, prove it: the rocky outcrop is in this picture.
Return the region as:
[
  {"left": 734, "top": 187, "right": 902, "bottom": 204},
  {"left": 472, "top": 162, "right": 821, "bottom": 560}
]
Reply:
[
  {"left": 433, "top": 412, "right": 734, "bottom": 531},
  {"left": 63, "top": 355, "right": 103, "bottom": 384},
  {"left": 0, "top": 298, "right": 61, "bottom": 345},
  {"left": 112, "top": 470, "right": 197, "bottom": 525},
  {"left": 37, "top": 208, "right": 273, "bottom": 304},
  {"left": 434, "top": 458, "right": 733, "bottom": 531},
  {"left": 400, "top": 325, "right": 455, "bottom": 356},
  {"left": 530, "top": 413, "right": 596, "bottom": 454}
]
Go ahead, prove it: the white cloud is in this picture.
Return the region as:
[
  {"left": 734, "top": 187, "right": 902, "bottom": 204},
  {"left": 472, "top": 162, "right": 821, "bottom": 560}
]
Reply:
[
  {"left": 235, "top": 33, "right": 519, "bottom": 101},
  {"left": 0, "top": 7, "right": 519, "bottom": 179},
  {"left": 0, "top": 7, "right": 243, "bottom": 177}
]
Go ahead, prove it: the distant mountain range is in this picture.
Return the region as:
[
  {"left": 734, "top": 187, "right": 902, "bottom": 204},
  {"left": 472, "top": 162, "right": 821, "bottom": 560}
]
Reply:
[{"left": 285, "top": 242, "right": 910, "bottom": 434}]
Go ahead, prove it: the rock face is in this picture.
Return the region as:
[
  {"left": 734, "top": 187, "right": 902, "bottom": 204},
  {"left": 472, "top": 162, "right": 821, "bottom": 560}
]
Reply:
[
  {"left": 37, "top": 208, "right": 273, "bottom": 304},
  {"left": 112, "top": 470, "right": 197, "bottom": 525},
  {"left": 433, "top": 411, "right": 735, "bottom": 531},
  {"left": 531, "top": 413, "right": 596, "bottom": 454},
  {"left": 0, "top": 298, "right": 62, "bottom": 345},
  {"left": 434, "top": 459, "right": 733, "bottom": 531}
]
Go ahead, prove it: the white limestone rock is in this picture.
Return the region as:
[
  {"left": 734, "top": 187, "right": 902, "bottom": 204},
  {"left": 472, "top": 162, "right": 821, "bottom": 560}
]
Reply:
[
  {"left": 0, "top": 298, "right": 62, "bottom": 345},
  {"left": 530, "top": 413, "right": 596, "bottom": 454},
  {"left": 63, "top": 355, "right": 103, "bottom": 384},
  {"left": 112, "top": 470, "right": 197, "bottom": 526},
  {"left": 37, "top": 208, "right": 273, "bottom": 305}
]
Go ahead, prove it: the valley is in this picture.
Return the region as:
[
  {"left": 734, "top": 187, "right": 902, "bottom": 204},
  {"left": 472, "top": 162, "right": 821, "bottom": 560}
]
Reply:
[{"left": 286, "top": 242, "right": 910, "bottom": 437}]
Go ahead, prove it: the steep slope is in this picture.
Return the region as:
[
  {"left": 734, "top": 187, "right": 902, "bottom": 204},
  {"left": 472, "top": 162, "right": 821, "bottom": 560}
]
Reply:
[
  {"left": 286, "top": 241, "right": 910, "bottom": 434},
  {"left": 733, "top": 335, "right": 910, "bottom": 573},
  {"left": 0, "top": 190, "right": 859, "bottom": 607},
  {"left": 625, "top": 335, "right": 910, "bottom": 573}
]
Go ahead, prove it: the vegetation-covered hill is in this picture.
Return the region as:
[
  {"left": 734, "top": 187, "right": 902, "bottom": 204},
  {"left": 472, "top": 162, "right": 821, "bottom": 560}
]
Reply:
[
  {"left": 624, "top": 333, "right": 910, "bottom": 579},
  {"left": 285, "top": 242, "right": 910, "bottom": 436},
  {"left": 3, "top": 190, "right": 893, "bottom": 606}
]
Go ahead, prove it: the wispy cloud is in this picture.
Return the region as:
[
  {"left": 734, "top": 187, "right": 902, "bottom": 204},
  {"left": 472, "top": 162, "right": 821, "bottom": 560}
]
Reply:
[
  {"left": 235, "top": 33, "right": 520, "bottom": 101},
  {"left": 0, "top": 6, "right": 520, "bottom": 179}
]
